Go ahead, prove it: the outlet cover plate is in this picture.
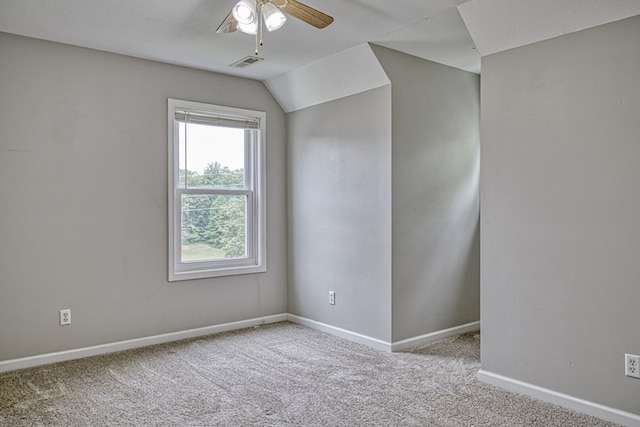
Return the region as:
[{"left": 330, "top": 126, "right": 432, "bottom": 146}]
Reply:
[
  {"left": 625, "top": 353, "right": 640, "bottom": 378},
  {"left": 60, "top": 309, "right": 71, "bottom": 326}
]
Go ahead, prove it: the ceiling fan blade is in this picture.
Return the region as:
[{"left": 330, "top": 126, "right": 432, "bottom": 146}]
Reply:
[
  {"left": 216, "top": 11, "right": 237, "bottom": 33},
  {"left": 274, "top": 0, "right": 334, "bottom": 29}
]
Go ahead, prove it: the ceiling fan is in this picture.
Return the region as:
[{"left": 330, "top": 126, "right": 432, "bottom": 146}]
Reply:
[{"left": 217, "top": 0, "right": 334, "bottom": 54}]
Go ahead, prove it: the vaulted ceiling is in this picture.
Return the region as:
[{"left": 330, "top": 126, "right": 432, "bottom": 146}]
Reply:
[{"left": 1, "top": 0, "right": 639, "bottom": 81}]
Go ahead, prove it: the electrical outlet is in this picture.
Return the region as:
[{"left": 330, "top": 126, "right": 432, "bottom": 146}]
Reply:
[
  {"left": 625, "top": 354, "right": 640, "bottom": 379},
  {"left": 329, "top": 291, "right": 335, "bottom": 305},
  {"left": 60, "top": 309, "right": 71, "bottom": 326}
]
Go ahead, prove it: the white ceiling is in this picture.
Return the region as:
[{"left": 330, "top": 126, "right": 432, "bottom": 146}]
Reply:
[
  {"left": 458, "top": 0, "right": 640, "bottom": 57},
  {"left": 1, "top": 0, "right": 639, "bottom": 82}
]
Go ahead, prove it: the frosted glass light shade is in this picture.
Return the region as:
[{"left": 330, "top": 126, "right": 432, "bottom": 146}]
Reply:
[
  {"left": 232, "top": 0, "right": 256, "bottom": 25},
  {"left": 237, "top": 20, "right": 258, "bottom": 35},
  {"left": 261, "top": 2, "right": 287, "bottom": 32}
]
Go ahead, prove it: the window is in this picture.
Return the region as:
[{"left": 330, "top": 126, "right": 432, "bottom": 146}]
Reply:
[{"left": 168, "top": 99, "right": 266, "bottom": 281}]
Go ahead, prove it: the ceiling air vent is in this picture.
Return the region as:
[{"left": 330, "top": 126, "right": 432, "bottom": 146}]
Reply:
[{"left": 230, "top": 56, "right": 264, "bottom": 68}]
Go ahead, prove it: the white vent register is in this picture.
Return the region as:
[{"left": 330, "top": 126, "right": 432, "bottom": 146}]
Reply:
[{"left": 230, "top": 56, "right": 264, "bottom": 68}]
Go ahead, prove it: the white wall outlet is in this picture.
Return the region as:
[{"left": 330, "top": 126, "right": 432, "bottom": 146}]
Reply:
[
  {"left": 329, "top": 291, "right": 335, "bottom": 305},
  {"left": 60, "top": 309, "right": 71, "bottom": 326},
  {"left": 625, "top": 353, "right": 640, "bottom": 378}
]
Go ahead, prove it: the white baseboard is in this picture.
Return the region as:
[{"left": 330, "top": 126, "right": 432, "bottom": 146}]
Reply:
[
  {"left": 287, "top": 314, "right": 480, "bottom": 353},
  {"left": 4, "top": 316, "right": 635, "bottom": 425},
  {"left": 0, "top": 314, "right": 288, "bottom": 373},
  {"left": 478, "top": 369, "right": 640, "bottom": 427},
  {"left": 286, "top": 314, "right": 392, "bottom": 351},
  {"left": 391, "top": 321, "right": 480, "bottom": 352},
  {"left": 0, "top": 313, "right": 478, "bottom": 374}
]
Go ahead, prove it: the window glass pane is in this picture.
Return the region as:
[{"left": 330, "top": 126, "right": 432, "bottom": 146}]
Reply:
[
  {"left": 178, "top": 122, "right": 246, "bottom": 189},
  {"left": 169, "top": 99, "right": 265, "bottom": 281},
  {"left": 178, "top": 124, "right": 187, "bottom": 188},
  {"left": 180, "top": 194, "right": 247, "bottom": 262}
]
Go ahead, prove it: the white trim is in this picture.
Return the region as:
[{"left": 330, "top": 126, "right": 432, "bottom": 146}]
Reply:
[
  {"left": 0, "top": 316, "right": 481, "bottom": 373},
  {"left": 391, "top": 321, "right": 480, "bottom": 352},
  {"left": 167, "top": 98, "right": 267, "bottom": 282},
  {"left": 287, "top": 315, "right": 482, "bottom": 353},
  {"left": 0, "top": 314, "right": 287, "bottom": 373},
  {"left": 478, "top": 369, "right": 640, "bottom": 427},
  {"left": 3, "top": 316, "right": 636, "bottom": 426},
  {"left": 286, "top": 314, "right": 392, "bottom": 351}
]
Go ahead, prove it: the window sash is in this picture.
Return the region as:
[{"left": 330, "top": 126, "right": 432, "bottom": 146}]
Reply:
[
  {"left": 174, "top": 190, "right": 257, "bottom": 268},
  {"left": 177, "top": 124, "right": 254, "bottom": 191},
  {"left": 168, "top": 98, "right": 266, "bottom": 281},
  {"left": 177, "top": 188, "right": 252, "bottom": 196}
]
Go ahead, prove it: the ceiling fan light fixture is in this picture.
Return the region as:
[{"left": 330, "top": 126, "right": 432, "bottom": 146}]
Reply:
[
  {"left": 232, "top": 0, "right": 256, "bottom": 25},
  {"left": 261, "top": 2, "right": 287, "bottom": 32},
  {"left": 237, "top": 20, "right": 258, "bottom": 35}
]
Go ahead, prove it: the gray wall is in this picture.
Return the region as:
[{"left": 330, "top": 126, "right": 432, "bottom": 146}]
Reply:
[
  {"left": 287, "top": 47, "right": 480, "bottom": 344},
  {"left": 371, "top": 45, "right": 481, "bottom": 342},
  {"left": 481, "top": 15, "right": 640, "bottom": 414},
  {"left": 287, "top": 87, "right": 393, "bottom": 342},
  {"left": 0, "top": 33, "right": 287, "bottom": 361}
]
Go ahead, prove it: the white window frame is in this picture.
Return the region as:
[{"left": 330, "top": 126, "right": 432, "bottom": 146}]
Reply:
[{"left": 168, "top": 98, "right": 266, "bottom": 281}]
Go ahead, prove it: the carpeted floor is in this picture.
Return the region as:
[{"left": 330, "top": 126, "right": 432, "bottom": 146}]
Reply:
[{"left": 0, "top": 322, "right": 617, "bottom": 426}]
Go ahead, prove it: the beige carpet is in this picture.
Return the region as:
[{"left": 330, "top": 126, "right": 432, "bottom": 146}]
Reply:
[{"left": 0, "top": 322, "right": 617, "bottom": 426}]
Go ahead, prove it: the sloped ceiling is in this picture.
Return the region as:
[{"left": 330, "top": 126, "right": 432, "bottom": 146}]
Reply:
[
  {"left": 0, "top": 0, "right": 477, "bottom": 81},
  {"left": 0, "top": 0, "right": 639, "bottom": 82},
  {"left": 458, "top": 0, "right": 640, "bottom": 57}
]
